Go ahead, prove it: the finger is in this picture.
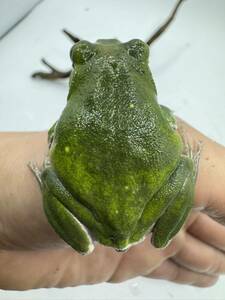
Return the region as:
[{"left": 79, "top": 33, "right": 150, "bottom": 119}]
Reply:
[
  {"left": 184, "top": 211, "right": 200, "bottom": 229},
  {"left": 109, "top": 232, "right": 185, "bottom": 283},
  {"left": 188, "top": 212, "right": 225, "bottom": 252},
  {"left": 172, "top": 233, "right": 225, "bottom": 275},
  {"left": 145, "top": 260, "right": 218, "bottom": 287}
]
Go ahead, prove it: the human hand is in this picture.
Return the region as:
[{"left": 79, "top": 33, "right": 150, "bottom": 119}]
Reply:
[{"left": 0, "top": 119, "right": 224, "bottom": 290}]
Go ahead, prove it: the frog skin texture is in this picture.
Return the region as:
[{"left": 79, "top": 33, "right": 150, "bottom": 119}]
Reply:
[{"left": 31, "top": 39, "right": 200, "bottom": 255}]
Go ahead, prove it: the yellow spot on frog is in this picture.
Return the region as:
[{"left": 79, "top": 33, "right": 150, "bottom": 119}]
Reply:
[{"left": 65, "top": 146, "right": 70, "bottom": 153}]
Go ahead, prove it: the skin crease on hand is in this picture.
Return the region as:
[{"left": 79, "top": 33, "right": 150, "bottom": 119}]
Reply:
[{"left": 0, "top": 119, "right": 225, "bottom": 290}]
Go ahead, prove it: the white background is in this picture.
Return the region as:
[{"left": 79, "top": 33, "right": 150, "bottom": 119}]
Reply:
[
  {"left": 0, "top": 0, "right": 225, "bottom": 299},
  {"left": 0, "top": 0, "right": 42, "bottom": 38}
]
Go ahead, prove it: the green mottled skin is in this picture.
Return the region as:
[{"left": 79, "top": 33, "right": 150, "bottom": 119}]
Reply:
[{"left": 39, "top": 39, "right": 198, "bottom": 254}]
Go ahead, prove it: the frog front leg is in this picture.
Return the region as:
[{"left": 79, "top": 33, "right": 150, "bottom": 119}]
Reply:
[
  {"left": 48, "top": 121, "right": 58, "bottom": 148},
  {"left": 43, "top": 185, "right": 94, "bottom": 255},
  {"left": 29, "top": 163, "right": 94, "bottom": 255},
  {"left": 151, "top": 168, "right": 193, "bottom": 248},
  {"left": 160, "top": 104, "right": 177, "bottom": 130}
]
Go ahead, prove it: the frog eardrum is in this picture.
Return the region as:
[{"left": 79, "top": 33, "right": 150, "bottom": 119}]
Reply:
[{"left": 30, "top": 0, "right": 201, "bottom": 255}]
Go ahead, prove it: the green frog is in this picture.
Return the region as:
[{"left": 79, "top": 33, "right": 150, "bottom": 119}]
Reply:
[{"left": 30, "top": 0, "right": 200, "bottom": 255}]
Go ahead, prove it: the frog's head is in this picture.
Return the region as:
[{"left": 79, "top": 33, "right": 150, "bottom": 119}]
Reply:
[
  {"left": 67, "top": 38, "right": 151, "bottom": 100},
  {"left": 69, "top": 38, "right": 149, "bottom": 67},
  {"left": 70, "top": 39, "right": 149, "bottom": 72}
]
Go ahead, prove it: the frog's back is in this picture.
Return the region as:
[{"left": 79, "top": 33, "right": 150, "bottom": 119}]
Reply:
[{"left": 50, "top": 39, "right": 182, "bottom": 237}]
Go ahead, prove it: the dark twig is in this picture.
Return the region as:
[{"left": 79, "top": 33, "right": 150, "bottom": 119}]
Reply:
[
  {"left": 32, "top": 58, "right": 71, "bottom": 80},
  {"left": 147, "top": 0, "right": 186, "bottom": 46},
  {"left": 62, "top": 29, "right": 80, "bottom": 43}
]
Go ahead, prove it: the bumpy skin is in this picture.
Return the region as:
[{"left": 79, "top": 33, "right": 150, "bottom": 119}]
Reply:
[{"left": 38, "top": 39, "right": 198, "bottom": 254}]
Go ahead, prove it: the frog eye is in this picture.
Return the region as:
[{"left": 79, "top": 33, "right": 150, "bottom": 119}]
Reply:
[
  {"left": 125, "top": 39, "right": 149, "bottom": 60},
  {"left": 70, "top": 41, "right": 95, "bottom": 64}
]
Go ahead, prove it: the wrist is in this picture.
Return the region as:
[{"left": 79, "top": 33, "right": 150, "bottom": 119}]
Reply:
[
  {"left": 0, "top": 131, "right": 62, "bottom": 249},
  {"left": 176, "top": 119, "right": 225, "bottom": 217}
]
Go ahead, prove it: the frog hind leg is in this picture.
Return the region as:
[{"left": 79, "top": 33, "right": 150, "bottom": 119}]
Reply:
[
  {"left": 29, "top": 163, "right": 94, "bottom": 255},
  {"left": 43, "top": 187, "right": 94, "bottom": 255},
  {"left": 152, "top": 142, "right": 201, "bottom": 248},
  {"left": 129, "top": 150, "right": 194, "bottom": 246}
]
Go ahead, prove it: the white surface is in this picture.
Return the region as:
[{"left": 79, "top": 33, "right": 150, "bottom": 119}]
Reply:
[
  {"left": 0, "top": 0, "right": 42, "bottom": 38},
  {"left": 0, "top": 0, "right": 225, "bottom": 299}
]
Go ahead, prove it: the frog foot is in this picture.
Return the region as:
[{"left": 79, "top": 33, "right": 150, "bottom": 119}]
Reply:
[
  {"left": 28, "top": 156, "right": 52, "bottom": 186},
  {"left": 182, "top": 133, "right": 203, "bottom": 178},
  {"left": 27, "top": 161, "right": 42, "bottom": 185}
]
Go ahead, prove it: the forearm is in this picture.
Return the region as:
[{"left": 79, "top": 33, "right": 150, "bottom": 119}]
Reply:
[{"left": 0, "top": 131, "right": 60, "bottom": 249}]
